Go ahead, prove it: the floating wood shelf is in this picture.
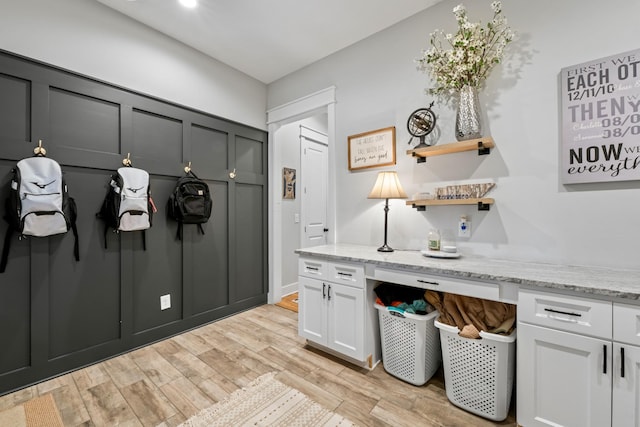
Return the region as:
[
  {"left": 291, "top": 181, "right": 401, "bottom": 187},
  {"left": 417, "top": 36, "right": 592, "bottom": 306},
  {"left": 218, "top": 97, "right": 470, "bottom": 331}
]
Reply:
[
  {"left": 406, "top": 197, "right": 494, "bottom": 211},
  {"left": 407, "top": 137, "right": 495, "bottom": 163}
]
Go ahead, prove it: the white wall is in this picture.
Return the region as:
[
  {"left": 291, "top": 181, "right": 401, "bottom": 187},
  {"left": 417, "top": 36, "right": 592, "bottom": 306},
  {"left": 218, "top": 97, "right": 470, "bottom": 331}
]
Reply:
[
  {"left": 268, "top": 0, "right": 640, "bottom": 270},
  {"left": 0, "top": 0, "right": 267, "bottom": 130},
  {"left": 277, "top": 115, "right": 328, "bottom": 291}
]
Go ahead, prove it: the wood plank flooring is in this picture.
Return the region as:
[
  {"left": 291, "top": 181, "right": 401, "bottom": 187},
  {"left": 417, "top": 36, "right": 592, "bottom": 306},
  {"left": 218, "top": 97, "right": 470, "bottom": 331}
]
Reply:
[{"left": 0, "top": 304, "right": 517, "bottom": 426}]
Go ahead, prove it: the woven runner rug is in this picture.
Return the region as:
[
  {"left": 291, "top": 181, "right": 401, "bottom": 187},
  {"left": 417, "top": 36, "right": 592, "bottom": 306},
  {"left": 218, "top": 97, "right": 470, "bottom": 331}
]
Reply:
[
  {"left": 0, "top": 394, "right": 64, "bottom": 427},
  {"left": 179, "top": 372, "right": 356, "bottom": 427}
]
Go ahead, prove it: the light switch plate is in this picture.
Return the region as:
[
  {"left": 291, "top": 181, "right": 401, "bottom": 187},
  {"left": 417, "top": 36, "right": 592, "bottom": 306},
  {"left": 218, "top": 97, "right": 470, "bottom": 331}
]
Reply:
[{"left": 160, "top": 294, "right": 171, "bottom": 310}]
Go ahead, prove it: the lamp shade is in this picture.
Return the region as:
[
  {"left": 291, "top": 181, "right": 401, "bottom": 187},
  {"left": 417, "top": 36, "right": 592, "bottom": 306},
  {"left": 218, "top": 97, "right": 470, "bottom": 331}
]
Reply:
[{"left": 368, "top": 171, "right": 407, "bottom": 199}]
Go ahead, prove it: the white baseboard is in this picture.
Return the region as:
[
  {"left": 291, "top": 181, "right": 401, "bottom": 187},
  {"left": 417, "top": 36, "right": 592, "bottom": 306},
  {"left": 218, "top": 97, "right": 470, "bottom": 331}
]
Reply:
[{"left": 281, "top": 281, "right": 298, "bottom": 297}]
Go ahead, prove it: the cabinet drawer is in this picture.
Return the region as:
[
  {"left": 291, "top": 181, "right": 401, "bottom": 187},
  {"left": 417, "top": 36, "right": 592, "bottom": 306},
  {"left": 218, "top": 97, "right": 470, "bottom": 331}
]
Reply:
[
  {"left": 327, "top": 261, "right": 365, "bottom": 289},
  {"left": 518, "top": 289, "right": 612, "bottom": 339},
  {"left": 299, "top": 258, "right": 326, "bottom": 279},
  {"left": 373, "top": 267, "right": 500, "bottom": 301},
  {"left": 614, "top": 302, "right": 640, "bottom": 346}
]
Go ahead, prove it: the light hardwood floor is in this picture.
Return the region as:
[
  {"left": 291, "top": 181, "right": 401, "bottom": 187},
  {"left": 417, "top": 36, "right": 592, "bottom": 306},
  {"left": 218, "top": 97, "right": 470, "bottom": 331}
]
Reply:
[{"left": 0, "top": 304, "right": 517, "bottom": 426}]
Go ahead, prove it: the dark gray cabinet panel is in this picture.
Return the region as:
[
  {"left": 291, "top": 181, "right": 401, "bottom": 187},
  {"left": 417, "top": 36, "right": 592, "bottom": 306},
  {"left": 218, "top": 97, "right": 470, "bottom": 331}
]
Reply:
[
  {"left": 190, "top": 124, "right": 228, "bottom": 180},
  {"left": 132, "top": 176, "right": 183, "bottom": 334},
  {"left": 49, "top": 88, "right": 121, "bottom": 155},
  {"left": 48, "top": 168, "right": 121, "bottom": 359},
  {"left": 190, "top": 181, "right": 229, "bottom": 315},
  {"left": 0, "top": 50, "right": 268, "bottom": 396},
  {"left": 132, "top": 109, "right": 182, "bottom": 165},
  {"left": 0, "top": 160, "right": 31, "bottom": 376},
  {"left": 236, "top": 135, "right": 264, "bottom": 175},
  {"left": 0, "top": 73, "right": 30, "bottom": 143},
  {"left": 234, "top": 183, "right": 265, "bottom": 302}
]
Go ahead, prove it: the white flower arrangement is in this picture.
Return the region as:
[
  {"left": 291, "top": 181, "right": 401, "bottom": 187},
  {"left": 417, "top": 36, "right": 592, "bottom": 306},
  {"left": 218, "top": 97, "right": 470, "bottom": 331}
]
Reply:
[{"left": 417, "top": 1, "right": 515, "bottom": 95}]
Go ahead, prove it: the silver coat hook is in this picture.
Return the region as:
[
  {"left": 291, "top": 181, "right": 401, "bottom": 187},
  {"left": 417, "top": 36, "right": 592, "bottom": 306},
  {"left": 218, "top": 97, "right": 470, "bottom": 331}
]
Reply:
[
  {"left": 184, "top": 161, "right": 192, "bottom": 174},
  {"left": 229, "top": 168, "right": 237, "bottom": 179}
]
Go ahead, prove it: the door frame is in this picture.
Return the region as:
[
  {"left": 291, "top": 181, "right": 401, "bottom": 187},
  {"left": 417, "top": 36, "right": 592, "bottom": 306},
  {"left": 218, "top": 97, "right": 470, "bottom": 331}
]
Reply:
[
  {"left": 300, "top": 125, "right": 329, "bottom": 249},
  {"left": 266, "top": 86, "right": 336, "bottom": 304}
]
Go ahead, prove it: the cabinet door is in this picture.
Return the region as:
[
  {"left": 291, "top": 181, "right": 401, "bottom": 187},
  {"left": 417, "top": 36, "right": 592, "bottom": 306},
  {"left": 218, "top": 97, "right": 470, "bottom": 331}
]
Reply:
[
  {"left": 326, "top": 283, "right": 364, "bottom": 360},
  {"left": 613, "top": 343, "right": 640, "bottom": 427},
  {"left": 517, "top": 323, "right": 611, "bottom": 427},
  {"left": 298, "top": 276, "right": 327, "bottom": 345}
]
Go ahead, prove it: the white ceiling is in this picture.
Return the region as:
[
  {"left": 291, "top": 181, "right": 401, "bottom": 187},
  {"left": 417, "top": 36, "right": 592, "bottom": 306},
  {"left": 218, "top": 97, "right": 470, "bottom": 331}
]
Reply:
[{"left": 94, "top": 0, "right": 443, "bottom": 84}]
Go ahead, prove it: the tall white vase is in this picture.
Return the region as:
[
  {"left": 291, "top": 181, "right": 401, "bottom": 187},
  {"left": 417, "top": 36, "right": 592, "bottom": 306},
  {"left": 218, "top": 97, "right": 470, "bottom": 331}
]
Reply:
[{"left": 455, "top": 85, "right": 482, "bottom": 141}]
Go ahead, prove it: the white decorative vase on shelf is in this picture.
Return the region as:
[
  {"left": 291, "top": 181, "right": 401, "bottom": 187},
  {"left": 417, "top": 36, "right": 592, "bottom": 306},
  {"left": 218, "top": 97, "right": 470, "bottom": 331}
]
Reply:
[{"left": 455, "top": 85, "right": 482, "bottom": 141}]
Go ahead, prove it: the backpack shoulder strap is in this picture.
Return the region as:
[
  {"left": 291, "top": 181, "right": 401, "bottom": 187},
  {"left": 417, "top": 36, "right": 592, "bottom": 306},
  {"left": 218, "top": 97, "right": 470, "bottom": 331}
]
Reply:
[
  {"left": 176, "top": 222, "right": 183, "bottom": 241},
  {"left": 1, "top": 168, "right": 20, "bottom": 273},
  {"left": 68, "top": 196, "right": 79, "bottom": 261},
  {"left": 0, "top": 227, "right": 14, "bottom": 273}
]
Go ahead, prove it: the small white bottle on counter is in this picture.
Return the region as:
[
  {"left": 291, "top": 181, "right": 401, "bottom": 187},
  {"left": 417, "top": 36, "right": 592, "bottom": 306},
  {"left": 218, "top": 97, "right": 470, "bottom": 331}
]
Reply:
[{"left": 428, "top": 229, "right": 441, "bottom": 251}]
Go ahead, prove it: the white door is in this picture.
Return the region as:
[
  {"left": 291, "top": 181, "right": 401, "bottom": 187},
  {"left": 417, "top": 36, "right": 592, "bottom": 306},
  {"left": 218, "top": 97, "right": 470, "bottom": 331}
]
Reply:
[
  {"left": 517, "top": 323, "right": 612, "bottom": 427},
  {"left": 300, "top": 128, "right": 328, "bottom": 248}
]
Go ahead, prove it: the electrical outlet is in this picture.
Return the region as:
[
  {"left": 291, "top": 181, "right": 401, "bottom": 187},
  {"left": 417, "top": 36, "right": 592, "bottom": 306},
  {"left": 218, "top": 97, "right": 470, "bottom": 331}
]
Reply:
[
  {"left": 458, "top": 216, "right": 471, "bottom": 238},
  {"left": 160, "top": 294, "right": 171, "bottom": 310},
  {"left": 294, "top": 213, "right": 300, "bottom": 223}
]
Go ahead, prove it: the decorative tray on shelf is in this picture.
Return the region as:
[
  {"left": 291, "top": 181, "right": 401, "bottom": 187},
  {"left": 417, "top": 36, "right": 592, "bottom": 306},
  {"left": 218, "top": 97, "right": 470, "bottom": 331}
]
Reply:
[{"left": 408, "top": 182, "right": 496, "bottom": 211}]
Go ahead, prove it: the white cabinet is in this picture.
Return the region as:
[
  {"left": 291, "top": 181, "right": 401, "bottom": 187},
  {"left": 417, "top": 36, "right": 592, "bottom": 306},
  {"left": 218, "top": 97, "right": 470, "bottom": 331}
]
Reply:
[
  {"left": 612, "top": 302, "right": 640, "bottom": 427},
  {"left": 518, "top": 322, "right": 611, "bottom": 427},
  {"left": 298, "top": 275, "right": 364, "bottom": 359},
  {"left": 298, "top": 276, "right": 327, "bottom": 344},
  {"left": 612, "top": 343, "right": 640, "bottom": 427},
  {"left": 298, "top": 258, "right": 378, "bottom": 368},
  {"left": 325, "top": 282, "right": 364, "bottom": 358},
  {"left": 518, "top": 289, "right": 640, "bottom": 427}
]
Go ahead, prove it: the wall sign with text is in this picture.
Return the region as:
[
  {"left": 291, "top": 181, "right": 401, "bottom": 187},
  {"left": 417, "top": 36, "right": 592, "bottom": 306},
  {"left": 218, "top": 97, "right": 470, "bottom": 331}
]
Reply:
[
  {"left": 561, "top": 48, "right": 640, "bottom": 184},
  {"left": 348, "top": 126, "right": 396, "bottom": 171}
]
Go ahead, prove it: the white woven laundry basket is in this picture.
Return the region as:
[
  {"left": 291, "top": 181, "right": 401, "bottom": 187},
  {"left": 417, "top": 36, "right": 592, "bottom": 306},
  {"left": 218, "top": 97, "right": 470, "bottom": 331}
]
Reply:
[
  {"left": 435, "top": 320, "right": 516, "bottom": 421},
  {"left": 375, "top": 304, "right": 441, "bottom": 386}
]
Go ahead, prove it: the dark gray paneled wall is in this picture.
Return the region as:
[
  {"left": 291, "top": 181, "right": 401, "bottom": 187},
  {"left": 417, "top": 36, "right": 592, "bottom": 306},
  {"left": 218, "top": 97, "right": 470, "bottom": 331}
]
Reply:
[{"left": 0, "top": 50, "right": 268, "bottom": 396}]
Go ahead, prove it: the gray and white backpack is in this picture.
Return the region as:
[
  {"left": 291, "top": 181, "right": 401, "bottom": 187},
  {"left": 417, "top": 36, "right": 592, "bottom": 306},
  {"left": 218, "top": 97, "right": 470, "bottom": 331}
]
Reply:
[
  {"left": 1, "top": 155, "right": 79, "bottom": 273},
  {"left": 98, "top": 166, "right": 155, "bottom": 249}
]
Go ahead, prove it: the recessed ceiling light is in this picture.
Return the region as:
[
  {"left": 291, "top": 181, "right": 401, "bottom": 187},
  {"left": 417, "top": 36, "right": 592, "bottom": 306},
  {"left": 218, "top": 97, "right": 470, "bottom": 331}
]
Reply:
[{"left": 178, "top": 0, "right": 197, "bottom": 8}]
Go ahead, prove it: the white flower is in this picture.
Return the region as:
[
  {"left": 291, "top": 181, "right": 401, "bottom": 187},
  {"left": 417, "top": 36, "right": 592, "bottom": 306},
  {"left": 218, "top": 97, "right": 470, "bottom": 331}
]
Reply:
[
  {"left": 462, "top": 21, "right": 475, "bottom": 30},
  {"left": 453, "top": 4, "right": 466, "bottom": 16},
  {"left": 416, "top": 2, "right": 515, "bottom": 95}
]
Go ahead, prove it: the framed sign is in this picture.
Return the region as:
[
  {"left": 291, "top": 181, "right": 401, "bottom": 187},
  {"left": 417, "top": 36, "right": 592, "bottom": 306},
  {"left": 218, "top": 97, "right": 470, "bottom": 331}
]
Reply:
[
  {"left": 348, "top": 126, "right": 396, "bottom": 171},
  {"left": 561, "top": 48, "right": 640, "bottom": 184}
]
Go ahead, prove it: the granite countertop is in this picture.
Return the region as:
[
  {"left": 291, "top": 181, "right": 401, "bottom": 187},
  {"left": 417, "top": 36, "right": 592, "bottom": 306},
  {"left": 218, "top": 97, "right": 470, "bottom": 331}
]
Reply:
[{"left": 295, "top": 243, "right": 640, "bottom": 301}]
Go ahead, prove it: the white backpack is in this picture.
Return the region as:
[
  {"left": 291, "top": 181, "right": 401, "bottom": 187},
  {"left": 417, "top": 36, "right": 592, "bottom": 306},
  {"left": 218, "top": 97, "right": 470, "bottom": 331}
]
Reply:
[
  {"left": 98, "top": 166, "right": 155, "bottom": 248},
  {"left": 1, "top": 156, "right": 79, "bottom": 273}
]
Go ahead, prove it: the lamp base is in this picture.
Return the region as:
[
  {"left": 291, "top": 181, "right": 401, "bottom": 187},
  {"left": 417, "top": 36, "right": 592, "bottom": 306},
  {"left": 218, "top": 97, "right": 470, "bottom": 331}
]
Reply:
[{"left": 377, "top": 244, "right": 394, "bottom": 253}]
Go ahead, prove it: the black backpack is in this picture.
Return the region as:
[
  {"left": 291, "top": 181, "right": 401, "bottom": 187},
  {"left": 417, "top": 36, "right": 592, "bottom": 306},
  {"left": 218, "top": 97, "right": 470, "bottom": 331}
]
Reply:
[
  {"left": 1, "top": 155, "right": 79, "bottom": 273},
  {"left": 167, "top": 170, "right": 212, "bottom": 240},
  {"left": 97, "top": 166, "right": 155, "bottom": 249}
]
